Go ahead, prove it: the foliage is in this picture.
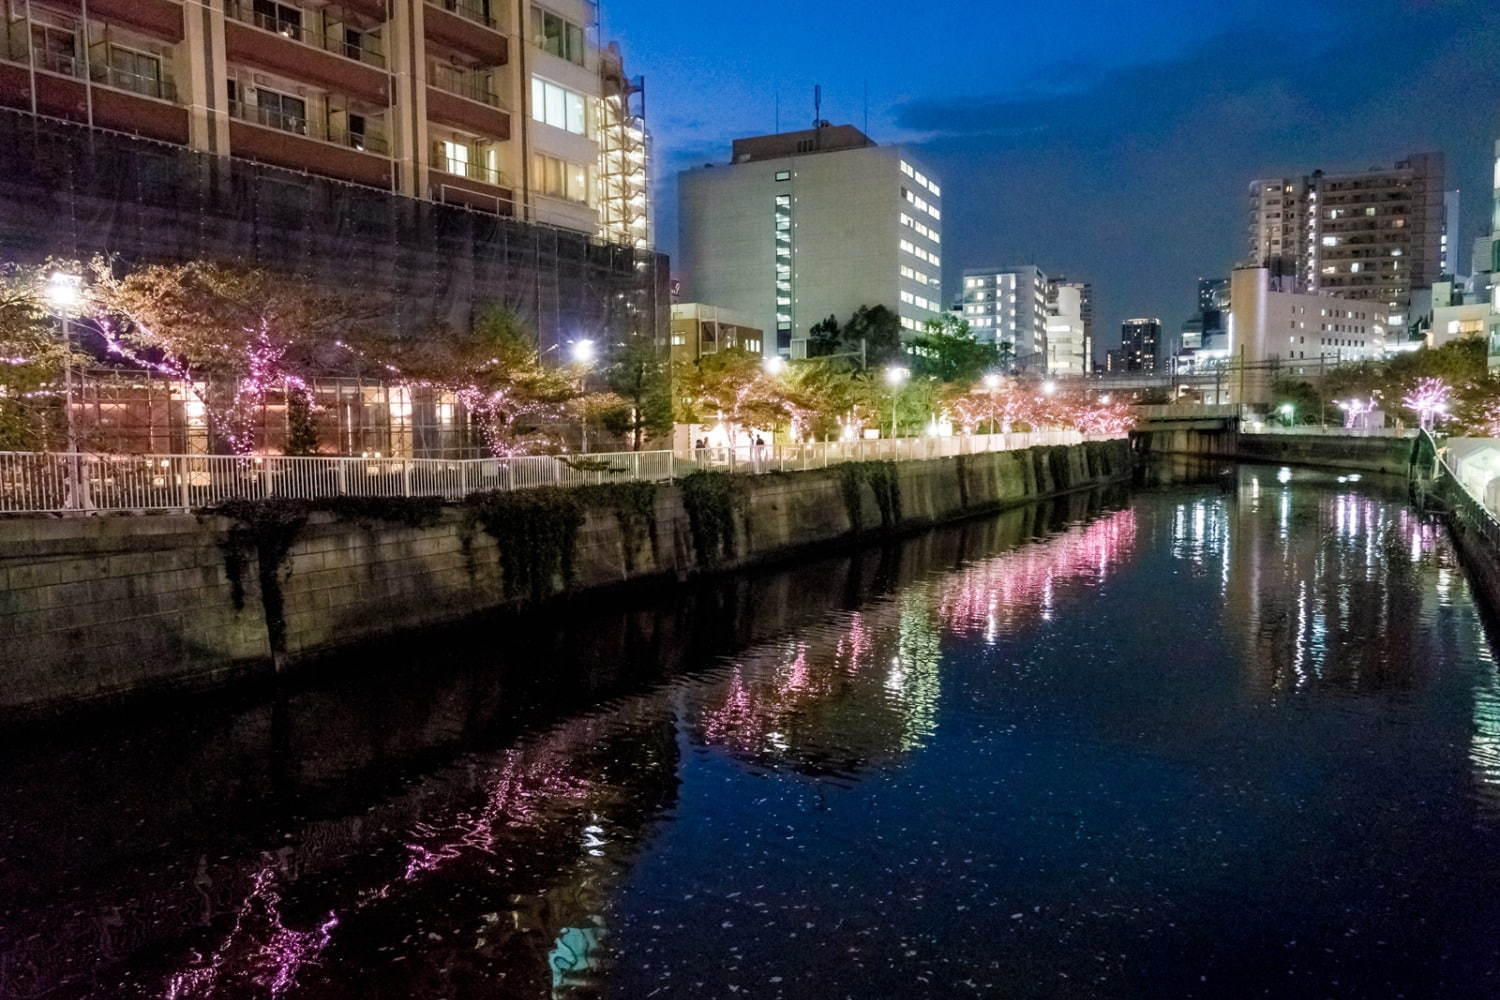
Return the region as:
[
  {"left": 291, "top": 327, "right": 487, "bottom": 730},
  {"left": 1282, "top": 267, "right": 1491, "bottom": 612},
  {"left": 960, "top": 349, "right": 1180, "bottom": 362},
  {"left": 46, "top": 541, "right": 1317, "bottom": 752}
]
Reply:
[
  {"left": 91, "top": 258, "right": 373, "bottom": 454},
  {"left": 679, "top": 470, "right": 741, "bottom": 567},
  {"left": 0, "top": 262, "right": 79, "bottom": 450},
  {"left": 807, "top": 315, "right": 843, "bottom": 359},
  {"left": 392, "top": 307, "right": 581, "bottom": 457},
  {"left": 576, "top": 481, "right": 659, "bottom": 573},
  {"left": 285, "top": 386, "right": 319, "bottom": 456},
  {"left": 674, "top": 347, "right": 797, "bottom": 438},
  {"left": 216, "top": 497, "right": 311, "bottom": 656},
  {"left": 844, "top": 305, "right": 904, "bottom": 368},
  {"left": 466, "top": 487, "right": 585, "bottom": 601},
  {"left": 909, "top": 315, "right": 998, "bottom": 383},
  {"left": 838, "top": 461, "right": 902, "bottom": 532},
  {"left": 602, "top": 332, "right": 673, "bottom": 450}
]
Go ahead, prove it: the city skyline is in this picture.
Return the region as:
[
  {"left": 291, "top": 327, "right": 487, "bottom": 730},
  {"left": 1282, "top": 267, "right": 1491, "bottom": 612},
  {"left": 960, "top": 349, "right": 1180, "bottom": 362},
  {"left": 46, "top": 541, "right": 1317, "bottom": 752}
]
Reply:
[{"left": 607, "top": 0, "right": 1500, "bottom": 354}]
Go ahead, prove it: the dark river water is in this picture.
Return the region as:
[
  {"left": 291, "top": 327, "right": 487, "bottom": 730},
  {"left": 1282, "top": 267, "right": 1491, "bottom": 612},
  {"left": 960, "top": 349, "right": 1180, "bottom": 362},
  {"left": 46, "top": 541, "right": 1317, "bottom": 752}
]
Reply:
[{"left": 4, "top": 465, "right": 1500, "bottom": 999}]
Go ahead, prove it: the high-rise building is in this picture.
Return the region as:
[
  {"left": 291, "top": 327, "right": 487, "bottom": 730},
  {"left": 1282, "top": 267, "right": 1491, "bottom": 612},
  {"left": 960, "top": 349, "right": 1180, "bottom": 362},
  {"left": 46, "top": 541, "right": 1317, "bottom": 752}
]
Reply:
[
  {"left": 962, "top": 265, "right": 1049, "bottom": 369},
  {"left": 678, "top": 123, "right": 942, "bottom": 359},
  {"left": 1443, "top": 189, "right": 1462, "bottom": 276},
  {"left": 0, "top": 0, "right": 646, "bottom": 241},
  {"left": 0, "top": 0, "right": 669, "bottom": 350},
  {"left": 1045, "top": 280, "right": 1089, "bottom": 374},
  {"left": 1119, "top": 318, "right": 1162, "bottom": 373},
  {"left": 1245, "top": 154, "right": 1446, "bottom": 327}
]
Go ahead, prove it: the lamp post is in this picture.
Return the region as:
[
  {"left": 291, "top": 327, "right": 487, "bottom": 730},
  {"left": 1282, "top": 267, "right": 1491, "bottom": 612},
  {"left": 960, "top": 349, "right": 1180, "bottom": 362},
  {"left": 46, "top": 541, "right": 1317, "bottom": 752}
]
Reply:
[
  {"left": 570, "top": 338, "right": 596, "bottom": 453},
  {"left": 44, "top": 272, "right": 85, "bottom": 509},
  {"left": 885, "top": 365, "right": 909, "bottom": 440},
  {"left": 983, "top": 372, "right": 1001, "bottom": 436}
]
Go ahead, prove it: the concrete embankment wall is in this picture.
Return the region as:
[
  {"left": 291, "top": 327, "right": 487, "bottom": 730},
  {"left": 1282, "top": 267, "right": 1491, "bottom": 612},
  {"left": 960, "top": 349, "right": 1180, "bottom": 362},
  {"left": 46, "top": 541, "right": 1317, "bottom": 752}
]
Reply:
[
  {"left": 0, "top": 440, "right": 1133, "bottom": 719},
  {"left": 1134, "top": 426, "right": 1415, "bottom": 477}
]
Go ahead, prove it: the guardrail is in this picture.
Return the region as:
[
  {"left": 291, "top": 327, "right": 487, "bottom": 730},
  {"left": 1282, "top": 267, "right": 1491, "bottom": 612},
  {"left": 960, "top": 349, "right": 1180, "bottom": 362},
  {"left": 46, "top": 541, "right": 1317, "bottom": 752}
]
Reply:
[
  {"left": 0, "top": 431, "right": 1121, "bottom": 514},
  {"left": 1242, "top": 425, "right": 1416, "bottom": 439}
]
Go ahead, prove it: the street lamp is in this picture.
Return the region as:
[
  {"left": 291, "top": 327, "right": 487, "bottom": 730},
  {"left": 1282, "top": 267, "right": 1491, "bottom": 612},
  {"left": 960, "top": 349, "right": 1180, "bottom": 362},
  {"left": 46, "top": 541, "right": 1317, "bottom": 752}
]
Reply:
[
  {"left": 885, "top": 365, "right": 909, "bottom": 439},
  {"left": 44, "top": 272, "right": 86, "bottom": 509},
  {"left": 1042, "top": 380, "right": 1058, "bottom": 397},
  {"left": 570, "top": 339, "right": 597, "bottom": 452},
  {"left": 763, "top": 355, "right": 786, "bottom": 376},
  {"left": 1278, "top": 402, "right": 1295, "bottom": 427},
  {"left": 983, "top": 373, "right": 1001, "bottom": 435}
]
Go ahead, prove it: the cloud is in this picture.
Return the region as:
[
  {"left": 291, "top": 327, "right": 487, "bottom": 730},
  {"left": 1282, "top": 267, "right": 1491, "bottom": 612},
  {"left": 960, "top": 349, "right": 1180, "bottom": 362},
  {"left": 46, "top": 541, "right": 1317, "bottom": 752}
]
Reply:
[{"left": 888, "top": 0, "right": 1500, "bottom": 353}]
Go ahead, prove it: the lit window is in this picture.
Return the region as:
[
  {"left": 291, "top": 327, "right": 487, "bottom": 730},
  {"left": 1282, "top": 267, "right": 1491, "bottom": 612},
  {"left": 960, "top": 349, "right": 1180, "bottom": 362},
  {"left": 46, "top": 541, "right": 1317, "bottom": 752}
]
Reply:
[{"left": 531, "top": 77, "right": 587, "bottom": 134}]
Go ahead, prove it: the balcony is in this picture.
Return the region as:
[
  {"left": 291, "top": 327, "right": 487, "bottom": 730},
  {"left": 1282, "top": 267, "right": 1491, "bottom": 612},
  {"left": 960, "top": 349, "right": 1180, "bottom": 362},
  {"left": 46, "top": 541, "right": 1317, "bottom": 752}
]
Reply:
[
  {"left": 422, "top": 0, "right": 506, "bottom": 64},
  {"left": 229, "top": 98, "right": 388, "bottom": 156},
  {"left": 225, "top": 1, "right": 385, "bottom": 68},
  {"left": 426, "top": 62, "right": 508, "bottom": 139},
  {"left": 428, "top": 62, "right": 498, "bottom": 107},
  {"left": 430, "top": 159, "right": 514, "bottom": 217}
]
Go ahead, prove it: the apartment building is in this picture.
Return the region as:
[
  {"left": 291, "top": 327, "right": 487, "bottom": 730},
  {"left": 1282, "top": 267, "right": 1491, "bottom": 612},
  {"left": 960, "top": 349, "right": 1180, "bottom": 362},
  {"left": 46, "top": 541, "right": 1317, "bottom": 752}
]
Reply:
[
  {"left": 0, "top": 0, "right": 649, "bottom": 245},
  {"left": 678, "top": 123, "right": 942, "bottom": 358},
  {"left": 1245, "top": 154, "right": 1445, "bottom": 327},
  {"left": 962, "top": 265, "right": 1049, "bottom": 369},
  {"left": 669, "top": 303, "right": 764, "bottom": 363}
]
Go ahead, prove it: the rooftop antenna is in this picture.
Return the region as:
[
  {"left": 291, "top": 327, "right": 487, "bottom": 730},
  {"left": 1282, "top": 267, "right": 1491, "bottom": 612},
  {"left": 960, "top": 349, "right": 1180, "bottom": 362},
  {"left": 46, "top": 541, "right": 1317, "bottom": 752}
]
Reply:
[{"left": 814, "top": 84, "right": 822, "bottom": 129}]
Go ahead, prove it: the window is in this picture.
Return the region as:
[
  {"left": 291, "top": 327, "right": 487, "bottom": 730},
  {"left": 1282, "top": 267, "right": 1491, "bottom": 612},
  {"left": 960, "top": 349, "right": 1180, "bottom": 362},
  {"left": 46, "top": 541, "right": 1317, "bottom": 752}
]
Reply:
[
  {"left": 441, "top": 139, "right": 470, "bottom": 175},
  {"left": 532, "top": 5, "right": 586, "bottom": 64},
  {"left": 532, "top": 153, "right": 589, "bottom": 202},
  {"left": 105, "top": 45, "right": 165, "bottom": 99},
  {"left": 255, "top": 87, "right": 307, "bottom": 134},
  {"left": 531, "top": 77, "right": 586, "bottom": 134},
  {"left": 775, "top": 170, "right": 791, "bottom": 182},
  {"left": 253, "top": 0, "right": 303, "bottom": 38}
]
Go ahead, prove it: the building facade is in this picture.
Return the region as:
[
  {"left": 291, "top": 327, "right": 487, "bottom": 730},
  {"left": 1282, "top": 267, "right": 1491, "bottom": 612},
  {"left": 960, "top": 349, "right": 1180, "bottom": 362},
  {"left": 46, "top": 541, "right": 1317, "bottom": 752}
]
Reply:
[
  {"left": 1229, "top": 266, "right": 1385, "bottom": 367},
  {"left": 1245, "top": 154, "right": 1445, "bottom": 328},
  {"left": 1119, "top": 318, "right": 1162, "bottom": 373},
  {"left": 669, "top": 303, "right": 764, "bottom": 363},
  {"left": 678, "top": 124, "right": 942, "bottom": 359},
  {"left": 1044, "top": 281, "right": 1089, "bottom": 375},
  {"left": 962, "top": 265, "right": 1049, "bottom": 368},
  {"left": 0, "top": 0, "right": 648, "bottom": 244}
]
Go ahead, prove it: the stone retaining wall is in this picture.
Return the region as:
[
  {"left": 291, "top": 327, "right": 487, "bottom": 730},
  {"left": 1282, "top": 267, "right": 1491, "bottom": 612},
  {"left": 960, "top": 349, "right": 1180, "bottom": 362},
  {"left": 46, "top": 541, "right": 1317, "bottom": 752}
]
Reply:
[{"left": 0, "top": 440, "right": 1133, "bottom": 718}]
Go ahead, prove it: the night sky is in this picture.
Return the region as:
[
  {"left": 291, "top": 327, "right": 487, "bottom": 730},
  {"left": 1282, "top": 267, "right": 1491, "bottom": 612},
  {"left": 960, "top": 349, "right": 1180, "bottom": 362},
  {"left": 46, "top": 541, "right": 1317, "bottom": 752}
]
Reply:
[{"left": 604, "top": 0, "right": 1500, "bottom": 356}]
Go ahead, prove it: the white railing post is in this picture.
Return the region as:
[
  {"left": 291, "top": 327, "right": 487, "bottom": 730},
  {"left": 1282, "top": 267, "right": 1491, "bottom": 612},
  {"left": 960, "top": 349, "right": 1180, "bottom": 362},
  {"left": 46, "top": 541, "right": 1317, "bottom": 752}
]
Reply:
[{"left": 178, "top": 457, "right": 191, "bottom": 511}]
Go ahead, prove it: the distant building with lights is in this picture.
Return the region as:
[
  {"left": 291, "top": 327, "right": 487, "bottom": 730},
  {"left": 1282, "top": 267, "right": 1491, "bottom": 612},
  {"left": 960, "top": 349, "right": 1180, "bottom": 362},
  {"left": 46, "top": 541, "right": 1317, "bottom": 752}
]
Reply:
[
  {"left": 678, "top": 123, "right": 943, "bottom": 359},
  {"left": 1229, "top": 266, "right": 1386, "bottom": 366},
  {"left": 1245, "top": 154, "right": 1446, "bottom": 330},
  {"left": 669, "top": 304, "right": 764, "bottom": 363},
  {"left": 1118, "top": 318, "right": 1162, "bottom": 373}
]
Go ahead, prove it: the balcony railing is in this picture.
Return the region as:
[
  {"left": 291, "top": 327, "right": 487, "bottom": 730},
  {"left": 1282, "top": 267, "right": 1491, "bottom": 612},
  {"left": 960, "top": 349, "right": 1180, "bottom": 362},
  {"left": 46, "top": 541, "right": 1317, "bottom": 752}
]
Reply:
[
  {"left": 90, "top": 63, "right": 178, "bottom": 102},
  {"left": 428, "top": 0, "right": 496, "bottom": 29},
  {"left": 225, "top": 1, "right": 387, "bottom": 68},
  {"left": 428, "top": 62, "right": 499, "bottom": 107},
  {"left": 439, "top": 155, "right": 503, "bottom": 186},
  {"left": 229, "top": 99, "right": 390, "bottom": 156}
]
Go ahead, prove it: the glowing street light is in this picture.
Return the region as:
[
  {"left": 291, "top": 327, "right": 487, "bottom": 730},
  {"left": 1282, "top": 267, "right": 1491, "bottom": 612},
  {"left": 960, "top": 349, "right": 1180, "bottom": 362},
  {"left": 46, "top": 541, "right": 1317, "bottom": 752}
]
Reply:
[
  {"left": 982, "top": 373, "right": 1002, "bottom": 391},
  {"left": 1042, "top": 380, "right": 1058, "bottom": 397},
  {"left": 43, "top": 271, "right": 86, "bottom": 509},
  {"left": 885, "top": 365, "right": 909, "bottom": 439},
  {"left": 764, "top": 355, "right": 786, "bottom": 376},
  {"left": 1278, "top": 402, "right": 1296, "bottom": 427},
  {"left": 569, "top": 338, "right": 597, "bottom": 365}
]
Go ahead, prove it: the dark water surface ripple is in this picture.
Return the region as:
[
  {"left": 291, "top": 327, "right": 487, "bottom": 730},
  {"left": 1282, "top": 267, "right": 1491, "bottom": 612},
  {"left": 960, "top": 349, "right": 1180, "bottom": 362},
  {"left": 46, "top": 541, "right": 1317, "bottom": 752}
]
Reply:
[{"left": 3, "top": 466, "right": 1500, "bottom": 999}]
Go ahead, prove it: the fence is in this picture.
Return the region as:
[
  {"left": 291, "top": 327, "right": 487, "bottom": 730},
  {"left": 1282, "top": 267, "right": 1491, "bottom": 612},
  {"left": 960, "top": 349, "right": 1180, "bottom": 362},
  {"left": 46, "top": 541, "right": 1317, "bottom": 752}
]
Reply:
[
  {"left": 1241, "top": 424, "right": 1416, "bottom": 439},
  {"left": 0, "top": 430, "right": 1119, "bottom": 514}
]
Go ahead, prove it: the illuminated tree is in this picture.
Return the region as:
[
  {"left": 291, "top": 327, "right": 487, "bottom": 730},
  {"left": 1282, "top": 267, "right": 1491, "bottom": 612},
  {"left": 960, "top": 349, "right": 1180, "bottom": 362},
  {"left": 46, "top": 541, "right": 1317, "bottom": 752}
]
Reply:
[
  {"left": 0, "top": 263, "right": 83, "bottom": 450},
  {"left": 91, "top": 259, "right": 372, "bottom": 454},
  {"left": 602, "top": 332, "right": 673, "bottom": 451},
  {"left": 1402, "top": 377, "right": 1452, "bottom": 431},
  {"left": 909, "top": 315, "right": 998, "bottom": 383},
  {"left": 674, "top": 348, "right": 795, "bottom": 443},
  {"left": 392, "top": 307, "right": 580, "bottom": 457}
]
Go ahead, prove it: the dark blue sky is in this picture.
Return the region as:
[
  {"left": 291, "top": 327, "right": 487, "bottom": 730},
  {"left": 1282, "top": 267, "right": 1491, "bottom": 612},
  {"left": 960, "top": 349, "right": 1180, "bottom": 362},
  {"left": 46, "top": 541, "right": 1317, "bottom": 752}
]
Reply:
[{"left": 604, "top": 0, "right": 1500, "bottom": 353}]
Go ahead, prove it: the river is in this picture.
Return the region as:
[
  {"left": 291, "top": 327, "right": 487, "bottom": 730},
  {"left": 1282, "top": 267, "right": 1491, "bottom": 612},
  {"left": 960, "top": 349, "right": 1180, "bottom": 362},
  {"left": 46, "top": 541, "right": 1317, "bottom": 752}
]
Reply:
[{"left": 3, "top": 465, "right": 1500, "bottom": 999}]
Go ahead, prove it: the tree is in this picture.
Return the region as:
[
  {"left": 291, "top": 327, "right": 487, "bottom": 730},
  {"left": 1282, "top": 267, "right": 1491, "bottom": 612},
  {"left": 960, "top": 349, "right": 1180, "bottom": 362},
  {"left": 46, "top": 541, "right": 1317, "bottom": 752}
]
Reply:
[
  {"left": 783, "top": 359, "right": 882, "bottom": 440},
  {"left": 91, "top": 259, "right": 374, "bottom": 454},
  {"left": 673, "top": 347, "right": 791, "bottom": 442},
  {"left": 0, "top": 263, "right": 78, "bottom": 450},
  {"left": 909, "top": 315, "right": 998, "bottom": 383},
  {"left": 807, "top": 315, "right": 843, "bottom": 359},
  {"left": 844, "top": 305, "right": 904, "bottom": 368},
  {"left": 602, "top": 332, "right": 673, "bottom": 450},
  {"left": 393, "top": 307, "right": 580, "bottom": 456}
]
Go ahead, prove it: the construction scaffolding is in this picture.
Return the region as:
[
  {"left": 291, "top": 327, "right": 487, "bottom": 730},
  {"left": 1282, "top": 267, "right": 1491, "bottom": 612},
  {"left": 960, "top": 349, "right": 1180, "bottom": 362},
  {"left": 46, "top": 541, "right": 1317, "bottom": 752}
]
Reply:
[
  {"left": 597, "top": 43, "right": 651, "bottom": 252},
  {"left": 0, "top": 107, "right": 669, "bottom": 355}
]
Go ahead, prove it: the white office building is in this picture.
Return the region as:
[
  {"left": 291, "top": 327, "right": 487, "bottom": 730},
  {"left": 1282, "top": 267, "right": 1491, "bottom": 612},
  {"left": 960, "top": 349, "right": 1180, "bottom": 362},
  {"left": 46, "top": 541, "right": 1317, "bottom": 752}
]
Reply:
[
  {"left": 962, "top": 265, "right": 1050, "bottom": 369},
  {"left": 678, "top": 124, "right": 942, "bottom": 358},
  {"left": 1046, "top": 282, "right": 1089, "bottom": 375},
  {"left": 1230, "top": 266, "right": 1387, "bottom": 366}
]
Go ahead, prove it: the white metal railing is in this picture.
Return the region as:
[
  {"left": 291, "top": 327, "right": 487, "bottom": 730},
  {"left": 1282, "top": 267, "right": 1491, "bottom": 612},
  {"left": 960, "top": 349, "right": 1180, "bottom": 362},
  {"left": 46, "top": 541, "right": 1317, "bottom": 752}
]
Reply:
[
  {"left": 0, "top": 431, "right": 1123, "bottom": 514},
  {"left": 1242, "top": 424, "right": 1416, "bottom": 439}
]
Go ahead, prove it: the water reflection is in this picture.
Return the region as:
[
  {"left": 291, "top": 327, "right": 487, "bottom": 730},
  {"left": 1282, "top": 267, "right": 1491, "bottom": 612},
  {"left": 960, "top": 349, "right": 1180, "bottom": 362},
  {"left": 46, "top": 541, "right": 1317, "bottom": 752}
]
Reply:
[{"left": 3, "top": 475, "right": 1500, "bottom": 998}]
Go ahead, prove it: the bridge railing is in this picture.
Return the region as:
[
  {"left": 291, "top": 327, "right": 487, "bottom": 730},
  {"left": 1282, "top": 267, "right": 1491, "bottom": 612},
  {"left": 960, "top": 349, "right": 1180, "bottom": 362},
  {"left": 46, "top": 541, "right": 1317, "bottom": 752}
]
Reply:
[
  {"left": 1135, "top": 404, "right": 1251, "bottom": 422},
  {"left": 1242, "top": 424, "right": 1417, "bottom": 439},
  {"left": 0, "top": 430, "right": 1124, "bottom": 514}
]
